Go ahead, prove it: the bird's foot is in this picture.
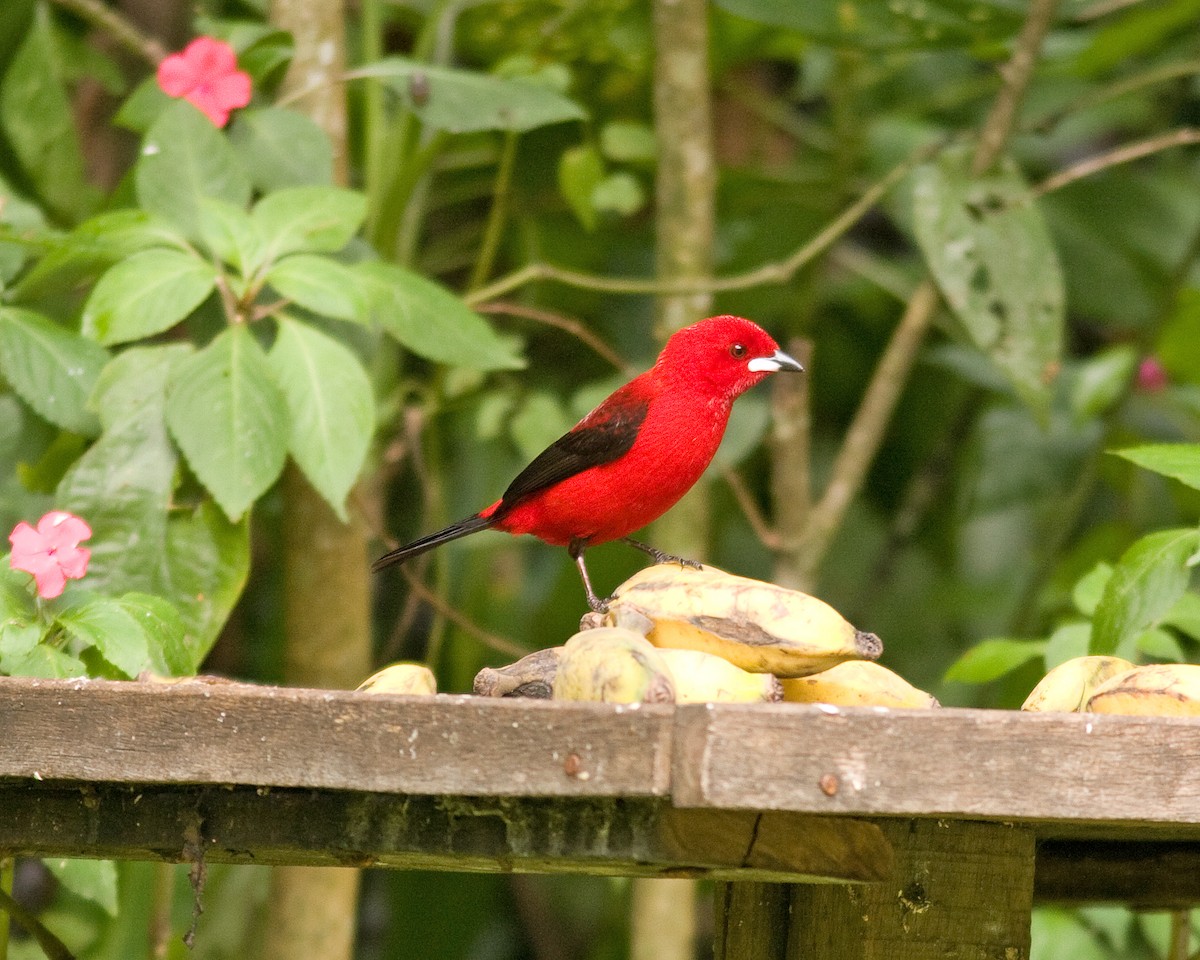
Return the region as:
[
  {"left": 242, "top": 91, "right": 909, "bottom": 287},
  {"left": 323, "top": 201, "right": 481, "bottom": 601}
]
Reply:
[
  {"left": 621, "top": 537, "right": 703, "bottom": 570},
  {"left": 586, "top": 593, "right": 612, "bottom": 615}
]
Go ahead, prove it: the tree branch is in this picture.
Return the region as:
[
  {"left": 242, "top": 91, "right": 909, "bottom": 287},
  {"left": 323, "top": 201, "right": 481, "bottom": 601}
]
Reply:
[
  {"left": 49, "top": 0, "right": 166, "bottom": 65},
  {"left": 475, "top": 302, "right": 632, "bottom": 371},
  {"left": 1033, "top": 128, "right": 1200, "bottom": 197},
  {"left": 400, "top": 567, "right": 529, "bottom": 660},
  {"left": 0, "top": 886, "right": 76, "bottom": 960}
]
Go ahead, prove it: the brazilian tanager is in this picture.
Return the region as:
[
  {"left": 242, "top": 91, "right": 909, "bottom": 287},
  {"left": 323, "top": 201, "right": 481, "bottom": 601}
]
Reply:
[{"left": 373, "top": 315, "right": 803, "bottom": 610}]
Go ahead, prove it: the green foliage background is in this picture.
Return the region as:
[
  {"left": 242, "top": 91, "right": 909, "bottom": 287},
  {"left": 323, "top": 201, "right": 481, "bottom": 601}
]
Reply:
[{"left": 0, "top": 0, "right": 1199, "bottom": 956}]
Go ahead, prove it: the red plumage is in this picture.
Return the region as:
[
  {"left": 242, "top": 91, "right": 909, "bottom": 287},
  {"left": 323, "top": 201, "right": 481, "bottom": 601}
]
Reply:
[{"left": 374, "top": 315, "right": 802, "bottom": 610}]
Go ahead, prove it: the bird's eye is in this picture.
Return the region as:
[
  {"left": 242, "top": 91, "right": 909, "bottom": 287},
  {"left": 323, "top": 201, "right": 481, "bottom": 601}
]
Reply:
[{"left": 729, "top": 343, "right": 747, "bottom": 359}]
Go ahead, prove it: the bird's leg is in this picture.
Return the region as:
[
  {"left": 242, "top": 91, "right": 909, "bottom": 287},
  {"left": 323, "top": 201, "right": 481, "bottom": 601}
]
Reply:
[
  {"left": 621, "top": 537, "right": 703, "bottom": 570},
  {"left": 569, "top": 539, "right": 610, "bottom": 613}
]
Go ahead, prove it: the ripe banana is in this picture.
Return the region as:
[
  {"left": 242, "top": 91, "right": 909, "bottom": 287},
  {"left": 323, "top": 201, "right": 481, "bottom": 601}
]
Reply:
[
  {"left": 473, "top": 647, "right": 561, "bottom": 698},
  {"left": 552, "top": 628, "right": 675, "bottom": 704},
  {"left": 1086, "top": 663, "right": 1200, "bottom": 717},
  {"left": 355, "top": 662, "right": 437, "bottom": 696},
  {"left": 657, "top": 648, "right": 783, "bottom": 704},
  {"left": 780, "top": 661, "right": 938, "bottom": 709},
  {"left": 1021, "top": 656, "right": 1134, "bottom": 713},
  {"left": 603, "top": 563, "right": 881, "bottom": 678}
]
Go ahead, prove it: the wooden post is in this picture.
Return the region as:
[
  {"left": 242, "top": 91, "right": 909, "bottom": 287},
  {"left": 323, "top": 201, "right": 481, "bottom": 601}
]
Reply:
[{"left": 785, "top": 819, "right": 1035, "bottom": 960}]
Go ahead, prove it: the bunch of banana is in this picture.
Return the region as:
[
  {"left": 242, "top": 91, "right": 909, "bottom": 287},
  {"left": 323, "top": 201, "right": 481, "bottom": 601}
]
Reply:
[
  {"left": 473, "top": 647, "right": 561, "bottom": 698},
  {"left": 1085, "top": 663, "right": 1200, "bottom": 717},
  {"left": 552, "top": 628, "right": 675, "bottom": 704},
  {"left": 355, "top": 662, "right": 437, "bottom": 696},
  {"left": 1021, "top": 656, "right": 1134, "bottom": 713},
  {"left": 602, "top": 563, "right": 881, "bottom": 677},
  {"left": 657, "top": 648, "right": 783, "bottom": 704},
  {"left": 780, "top": 661, "right": 938, "bottom": 709}
]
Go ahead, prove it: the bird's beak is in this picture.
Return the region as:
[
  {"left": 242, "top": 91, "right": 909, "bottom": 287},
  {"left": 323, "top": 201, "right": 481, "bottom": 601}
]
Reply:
[{"left": 748, "top": 349, "right": 804, "bottom": 374}]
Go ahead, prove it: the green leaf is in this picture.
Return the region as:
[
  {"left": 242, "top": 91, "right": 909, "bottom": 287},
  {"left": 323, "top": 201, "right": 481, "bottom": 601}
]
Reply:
[
  {"left": 1113, "top": 444, "right": 1200, "bottom": 492},
  {"left": 82, "top": 248, "right": 218, "bottom": 346},
  {"left": 1071, "top": 562, "right": 1113, "bottom": 617},
  {"left": 1069, "top": 346, "right": 1137, "bottom": 422},
  {"left": 1091, "top": 528, "right": 1200, "bottom": 656},
  {"left": 268, "top": 317, "right": 374, "bottom": 521},
  {"left": 599, "top": 121, "right": 657, "bottom": 163},
  {"left": 1163, "top": 591, "right": 1200, "bottom": 640},
  {"left": 558, "top": 145, "right": 605, "bottom": 231},
  {"left": 0, "top": 307, "right": 108, "bottom": 434},
  {"left": 358, "top": 261, "right": 524, "bottom": 370},
  {"left": 913, "top": 147, "right": 1064, "bottom": 416},
  {"left": 510, "top": 392, "right": 573, "bottom": 461},
  {"left": 1137, "top": 627, "right": 1185, "bottom": 662},
  {"left": 114, "top": 592, "right": 190, "bottom": 676},
  {"left": 57, "top": 596, "right": 154, "bottom": 678},
  {"left": 44, "top": 859, "right": 118, "bottom": 916},
  {"left": 1044, "top": 622, "right": 1092, "bottom": 670},
  {"left": 1, "top": 643, "right": 86, "bottom": 678},
  {"left": 0, "top": 6, "right": 94, "bottom": 220},
  {"left": 112, "top": 75, "right": 172, "bottom": 133},
  {"left": 166, "top": 326, "right": 289, "bottom": 522},
  {"left": 196, "top": 197, "right": 264, "bottom": 276},
  {"left": 252, "top": 186, "right": 367, "bottom": 261},
  {"left": 266, "top": 255, "right": 369, "bottom": 322},
  {"left": 360, "top": 57, "right": 586, "bottom": 133},
  {"left": 944, "top": 638, "right": 1046, "bottom": 684},
  {"left": 0, "top": 178, "right": 45, "bottom": 288},
  {"left": 58, "top": 346, "right": 249, "bottom": 666},
  {"left": 591, "top": 171, "right": 645, "bottom": 217},
  {"left": 135, "top": 100, "right": 252, "bottom": 238},
  {"left": 228, "top": 107, "right": 334, "bottom": 191},
  {"left": 0, "top": 621, "right": 41, "bottom": 662}
]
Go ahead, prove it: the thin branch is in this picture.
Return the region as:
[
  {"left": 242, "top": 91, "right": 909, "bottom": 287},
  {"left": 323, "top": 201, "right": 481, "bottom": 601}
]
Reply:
[
  {"left": 475, "top": 302, "right": 631, "bottom": 371},
  {"left": 1031, "top": 59, "right": 1200, "bottom": 133},
  {"left": 0, "top": 886, "right": 77, "bottom": 960},
  {"left": 721, "top": 467, "right": 781, "bottom": 550},
  {"left": 401, "top": 566, "right": 528, "bottom": 659},
  {"left": 49, "top": 0, "right": 166, "bottom": 65},
  {"left": 464, "top": 140, "right": 941, "bottom": 306},
  {"left": 468, "top": 132, "right": 518, "bottom": 292},
  {"left": 1033, "top": 127, "right": 1200, "bottom": 196}
]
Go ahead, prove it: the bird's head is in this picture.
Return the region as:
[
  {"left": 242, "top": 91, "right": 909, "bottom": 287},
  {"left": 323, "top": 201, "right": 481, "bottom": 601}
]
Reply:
[{"left": 657, "top": 315, "right": 803, "bottom": 399}]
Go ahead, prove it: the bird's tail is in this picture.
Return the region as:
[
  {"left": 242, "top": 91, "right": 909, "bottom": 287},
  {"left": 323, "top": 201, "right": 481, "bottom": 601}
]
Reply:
[{"left": 371, "top": 513, "right": 497, "bottom": 571}]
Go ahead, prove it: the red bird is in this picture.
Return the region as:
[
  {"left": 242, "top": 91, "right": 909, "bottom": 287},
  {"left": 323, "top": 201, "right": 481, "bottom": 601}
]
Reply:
[{"left": 373, "top": 315, "right": 803, "bottom": 610}]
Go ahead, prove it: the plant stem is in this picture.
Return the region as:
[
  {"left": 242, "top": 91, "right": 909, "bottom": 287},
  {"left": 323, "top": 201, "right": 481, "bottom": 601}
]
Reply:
[
  {"left": 0, "top": 881, "right": 76, "bottom": 960},
  {"left": 48, "top": 0, "right": 166, "bottom": 65},
  {"left": 468, "top": 132, "right": 518, "bottom": 291},
  {"left": 1033, "top": 128, "right": 1200, "bottom": 196}
]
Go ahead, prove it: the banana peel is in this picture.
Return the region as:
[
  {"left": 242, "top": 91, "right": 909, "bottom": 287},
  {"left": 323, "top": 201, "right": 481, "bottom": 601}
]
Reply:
[
  {"left": 781, "top": 661, "right": 937, "bottom": 709},
  {"left": 552, "top": 627, "right": 675, "bottom": 704},
  {"left": 1085, "top": 663, "right": 1200, "bottom": 717},
  {"left": 473, "top": 647, "right": 561, "bottom": 699},
  {"left": 356, "top": 662, "right": 437, "bottom": 696},
  {"left": 657, "top": 648, "right": 783, "bottom": 704},
  {"left": 1021, "top": 656, "right": 1134, "bottom": 713}
]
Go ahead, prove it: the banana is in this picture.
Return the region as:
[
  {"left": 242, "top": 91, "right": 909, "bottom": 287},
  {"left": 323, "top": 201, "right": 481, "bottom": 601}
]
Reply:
[
  {"left": 355, "top": 662, "right": 437, "bottom": 696},
  {"left": 657, "top": 648, "right": 783, "bottom": 704},
  {"left": 780, "top": 661, "right": 938, "bottom": 709},
  {"left": 552, "top": 628, "right": 675, "bottom": 704},
  {"left": 1021, "top": 656, "right": 1135, "bottom": 713},
  {"left": 1085, "top": 663, "right": 1200, "bottom": 717},
  {"left": 603, "top": 563, "right": 881, "bottom": 678},
  {"left": 473, "top": 647, "right": 562, "bottom": 698}
]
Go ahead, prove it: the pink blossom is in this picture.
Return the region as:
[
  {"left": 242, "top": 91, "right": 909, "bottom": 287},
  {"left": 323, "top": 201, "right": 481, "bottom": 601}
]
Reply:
[
  {"left": 1136, "top": 357, "right": 1169, "bottom": 393},
  {"left": 156, "top": 36, "right": 252, "bottom": 128},
  {"left": 9, "top": 511, "right": 93, "bottom": 599}
]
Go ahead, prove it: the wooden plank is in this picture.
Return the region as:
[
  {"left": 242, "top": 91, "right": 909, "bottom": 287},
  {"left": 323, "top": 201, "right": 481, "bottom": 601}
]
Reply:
[
  {"left": 714, "top": 883, "right": 790, "bottom": 960},
  {"left": 0, "top": 677, "right": 671, "bottom": 797},
  {"left": 0, "top": 784, "right": 891, "bottom": 883},
  {"left": 674, "top": 703, "right": 1200, "bottom": 828},
  {"left": 786, "top": 820, "right": 1036, "bottom": 960},
  {"left": 1036, "top": 841, "right": 1200, "bottom": 908}
]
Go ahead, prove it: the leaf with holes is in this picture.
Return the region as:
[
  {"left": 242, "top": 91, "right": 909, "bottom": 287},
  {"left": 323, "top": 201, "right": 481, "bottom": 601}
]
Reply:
[
  {"left": 268, "top": 317, "right": 374, "bottom": 521},
  {"left": 913, "top": 147, "right": 1064, "bottom": 416},
  {"left": 166, "top": 326, "right": 288, "bottom": 522}
]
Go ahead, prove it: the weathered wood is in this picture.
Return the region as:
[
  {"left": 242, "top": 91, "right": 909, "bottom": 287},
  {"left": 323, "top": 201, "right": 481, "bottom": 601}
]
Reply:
[
  {"left": 787, "top": 820, "right": 1036, "bottom": 960},
  {"left": 0, "top": 784, "right": 890, "bottom": 883},
  {"left": 1036, "top": 841, "right": 1200, "bottom": 908},
  {"left": 674, "top": 702, "right": 1200, "bottom": 828},
  {"left": 714, "top": 883, "right": 790, "bottom": 960},
  {"left": 0, "top": 677, "right": 672, "bottom": 797}
]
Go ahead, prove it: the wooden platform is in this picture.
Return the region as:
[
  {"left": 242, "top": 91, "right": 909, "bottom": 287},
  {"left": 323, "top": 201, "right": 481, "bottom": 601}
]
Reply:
[{"left": 3, "top": 676, "right": 1199, "bottom": 957}]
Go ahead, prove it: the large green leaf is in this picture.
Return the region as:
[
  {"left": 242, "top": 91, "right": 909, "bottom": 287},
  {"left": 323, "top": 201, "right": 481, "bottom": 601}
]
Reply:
[
  {"left": 913, "top": 148, "right": 1064, "bottom": 416},
  {"left": 358, "top": 261, "right": 524, "bottom": 370},
  {"left": 268, "top": 317, "right": 374, "bottom": 521},
  {"left": 57, "top": 595, "right": 155, "bottom": 678},
  {"left": 166, "top": 326, "right": 288, "bottom": 522},
  {"left": 44, "top": 859, "right": 118, "bottom": 916},
  {"left": 360, "top": 58, "right": 585, "bottom": 133},
  {"left": 81, "top": 248, "right": 217, "bottom": 346},
  {"left": 944, "top": 638, "right": 1047, "bottom": 684},
  {"left": 228, "top": 106, "right": 334, "bottom": 191},
  {"left": 135, "top": 100, "right": 252, "bottom": 238},
  {"left": 196, "top": 197, "right": 264, "bottom": 276},
  {"left": 1091, "top": 528, "right": 1200, "bottom": 656},
  {"left": 0, "top": 6, "right": 93, "bottom": 219},
  {"left": 1113, "top": 444, "right": 1200, "bottom": 493},
  {"left": 0, "top": 307, "right": 108, "bottom": 434},
  {"left": 253, "top": 186, "right": 367, "bottom": 261},
  {"left": 58, "top": 346, "right": 249, "bottom": 665},
  {"left": 265, "top": 254, "right": 369, "bottom": 322},
  {"left": 114, "top": 592, "right": 190, "bottom": 677}
]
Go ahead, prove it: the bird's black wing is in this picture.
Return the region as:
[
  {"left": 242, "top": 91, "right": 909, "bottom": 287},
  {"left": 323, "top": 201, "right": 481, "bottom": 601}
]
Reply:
[{"left": 497, "top": 397, "right": 649, "bottom": 512}]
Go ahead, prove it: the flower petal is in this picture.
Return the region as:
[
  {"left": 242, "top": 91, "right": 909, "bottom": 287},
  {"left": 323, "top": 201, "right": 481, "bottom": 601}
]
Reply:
[
  {"left": 186, "top": 91, "right": 232, "bottom": 128},
  {"left": 37, "top": 511, "right": 92, "bottom": 550},
  {"left": 185, "top": 36, "right": 238, "bottom": 77},
  {"left": 211, "top": 70, "right": 252, "bottom": 112},
  {"left": 32, "top": 564, "right": 68, "bottom": 599},
  {"left": 9, "top": 520, "right": 42, "bottom": 556},
  {"left": 56, "top": 545, "right": 91, "bottom": 581},
  {"left": 157, "top": 52, "right": 199, "bottom": 97}
]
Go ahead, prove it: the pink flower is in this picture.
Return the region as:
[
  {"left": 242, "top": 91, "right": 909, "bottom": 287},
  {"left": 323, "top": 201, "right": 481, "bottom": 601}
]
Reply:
[
  {"left": 156, "top": 37, "right": 252, "bottom": 128},
  {"left": 1136, "top": 357, "right": 1169, "bottom": 393},
  {"left": 9, "top": 511, "right": 93, "bottom": 599}
]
